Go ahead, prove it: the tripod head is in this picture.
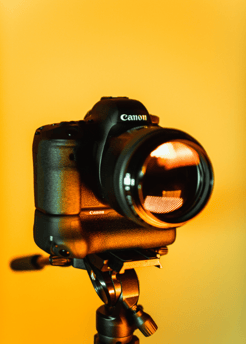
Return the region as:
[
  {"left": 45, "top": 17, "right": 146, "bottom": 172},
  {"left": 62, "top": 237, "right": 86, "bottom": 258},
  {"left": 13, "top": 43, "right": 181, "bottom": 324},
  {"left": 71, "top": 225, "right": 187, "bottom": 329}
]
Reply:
[
  {"left": 86, "top": 249, "right": 165, "bottom": 343},
  {"left": 11, "top": 247, "right": 168, "bottom": 343}
]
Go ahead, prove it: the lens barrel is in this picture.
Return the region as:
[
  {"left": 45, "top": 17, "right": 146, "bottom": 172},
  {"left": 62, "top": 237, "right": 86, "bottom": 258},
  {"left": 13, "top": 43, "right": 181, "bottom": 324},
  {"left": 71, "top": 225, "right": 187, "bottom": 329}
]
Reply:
[{"left": 101, "top": 127, "right": 213, "bottom": 229}]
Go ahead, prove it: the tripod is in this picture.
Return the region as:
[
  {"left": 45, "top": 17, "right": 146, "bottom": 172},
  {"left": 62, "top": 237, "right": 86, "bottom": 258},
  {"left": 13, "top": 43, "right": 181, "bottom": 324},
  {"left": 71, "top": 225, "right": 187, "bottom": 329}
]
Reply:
[{"left": 11, "top": 247, "right": 168, "bottom": 343}]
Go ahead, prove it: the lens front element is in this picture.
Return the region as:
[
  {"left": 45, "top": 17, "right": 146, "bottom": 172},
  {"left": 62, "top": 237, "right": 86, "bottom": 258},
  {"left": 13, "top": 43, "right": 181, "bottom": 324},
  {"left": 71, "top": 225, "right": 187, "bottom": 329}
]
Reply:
[{"left": 138, "top": 141, "right": 202, "bottom": 224}]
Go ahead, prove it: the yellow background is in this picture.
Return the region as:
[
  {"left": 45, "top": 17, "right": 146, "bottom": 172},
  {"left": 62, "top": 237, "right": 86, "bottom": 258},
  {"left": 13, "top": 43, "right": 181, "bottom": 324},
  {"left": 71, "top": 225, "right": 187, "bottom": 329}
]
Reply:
[{"left": 1, "top": 1, "right": 245, "bottom": 343}]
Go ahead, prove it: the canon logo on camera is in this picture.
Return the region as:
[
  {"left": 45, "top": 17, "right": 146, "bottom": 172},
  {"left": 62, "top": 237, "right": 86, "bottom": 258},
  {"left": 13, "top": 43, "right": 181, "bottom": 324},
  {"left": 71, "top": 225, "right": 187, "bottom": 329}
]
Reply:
[{"left": 120, "top": 114, "right": 148, "bottom": 121}]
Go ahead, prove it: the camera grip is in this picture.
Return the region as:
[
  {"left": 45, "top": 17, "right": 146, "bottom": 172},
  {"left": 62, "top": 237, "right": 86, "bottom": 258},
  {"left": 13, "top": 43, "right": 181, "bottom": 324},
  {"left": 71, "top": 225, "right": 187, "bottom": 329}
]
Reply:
[{"left": 34, "top": 139, "right": 81, "bottom": 215}]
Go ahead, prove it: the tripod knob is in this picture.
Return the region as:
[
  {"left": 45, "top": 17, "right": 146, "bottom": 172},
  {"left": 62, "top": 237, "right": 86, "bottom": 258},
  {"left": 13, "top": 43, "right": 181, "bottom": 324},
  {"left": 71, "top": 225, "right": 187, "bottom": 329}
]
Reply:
[{"left": 132, "top": 305, "right": 158, "bottom": 337}]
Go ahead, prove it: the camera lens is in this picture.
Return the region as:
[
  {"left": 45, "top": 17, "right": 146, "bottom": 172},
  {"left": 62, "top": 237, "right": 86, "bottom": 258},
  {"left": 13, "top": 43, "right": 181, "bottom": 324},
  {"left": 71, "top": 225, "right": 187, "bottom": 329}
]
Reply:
[
  {"left": 136, "top": 141, "right": 206, "bottom": 224},
  {"left": 101, "top": 127, "right": 213, "bottom": 229}
]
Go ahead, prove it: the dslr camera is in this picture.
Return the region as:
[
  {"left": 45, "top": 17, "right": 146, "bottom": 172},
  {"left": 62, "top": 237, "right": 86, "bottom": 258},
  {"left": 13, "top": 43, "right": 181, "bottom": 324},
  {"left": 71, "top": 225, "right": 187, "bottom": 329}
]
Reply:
[{"left": 33, "top": 97, "right": 213, "bottom": 259}]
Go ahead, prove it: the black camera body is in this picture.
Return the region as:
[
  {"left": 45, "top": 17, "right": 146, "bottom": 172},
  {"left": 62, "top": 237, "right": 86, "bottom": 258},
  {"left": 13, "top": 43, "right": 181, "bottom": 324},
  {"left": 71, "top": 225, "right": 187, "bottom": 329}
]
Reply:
[{"left": 33, "top": 97, "right": 213, "bottom": 259}]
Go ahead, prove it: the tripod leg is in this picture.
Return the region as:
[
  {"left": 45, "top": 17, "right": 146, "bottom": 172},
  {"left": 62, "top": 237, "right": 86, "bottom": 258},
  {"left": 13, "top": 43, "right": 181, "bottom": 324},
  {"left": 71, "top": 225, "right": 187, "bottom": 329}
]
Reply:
[
  {"left": 94, "top": 305, "right": 139, "bottom": 344},
  {"left": 94, "top": 333, "right": 139, "bottom": 344}
]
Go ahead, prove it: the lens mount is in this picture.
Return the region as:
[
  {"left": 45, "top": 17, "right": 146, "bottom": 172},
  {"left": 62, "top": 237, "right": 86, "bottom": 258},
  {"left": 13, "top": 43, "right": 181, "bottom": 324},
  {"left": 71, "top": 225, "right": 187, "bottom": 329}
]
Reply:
[{"left": 101, "top": 127, "right": 213, "bottom": 229}]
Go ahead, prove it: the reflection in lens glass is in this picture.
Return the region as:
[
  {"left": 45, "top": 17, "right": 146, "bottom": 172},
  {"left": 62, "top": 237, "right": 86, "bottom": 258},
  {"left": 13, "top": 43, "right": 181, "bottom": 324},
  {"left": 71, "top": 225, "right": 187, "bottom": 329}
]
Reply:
[
  {"left": 150, "top": 142, "right": 200, "bottom": 169},
  {"left": 144, "top": 190, "right": 183, "bottom": 214},
  {"left": 138, "top": 141, "right": 202, "bottom": 221}
]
